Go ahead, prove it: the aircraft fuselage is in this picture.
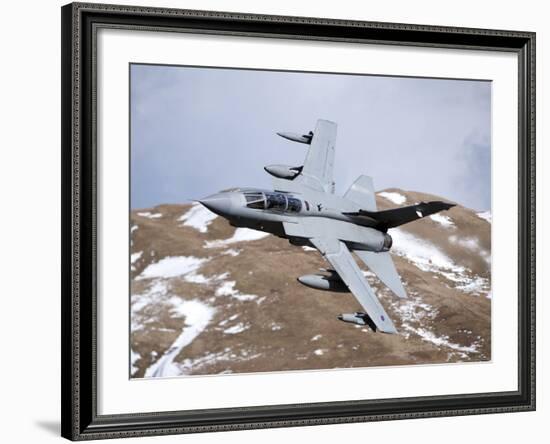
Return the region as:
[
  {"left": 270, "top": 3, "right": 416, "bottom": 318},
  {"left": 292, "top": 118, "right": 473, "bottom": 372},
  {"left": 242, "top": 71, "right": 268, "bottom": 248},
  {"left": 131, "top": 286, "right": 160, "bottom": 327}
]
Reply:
[{"left": 199, "top": 188, "right": 392, "bottom": 253}]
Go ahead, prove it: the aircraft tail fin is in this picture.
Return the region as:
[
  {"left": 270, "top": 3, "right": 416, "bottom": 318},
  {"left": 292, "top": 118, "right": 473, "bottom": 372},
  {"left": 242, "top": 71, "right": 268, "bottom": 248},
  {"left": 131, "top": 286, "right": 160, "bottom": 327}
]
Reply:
[
  {"left": 344, "top": 175, "right": 377, "bottom": 211},
  {"left": 354, "top": 250, "right": 407, "bottom": 299}
]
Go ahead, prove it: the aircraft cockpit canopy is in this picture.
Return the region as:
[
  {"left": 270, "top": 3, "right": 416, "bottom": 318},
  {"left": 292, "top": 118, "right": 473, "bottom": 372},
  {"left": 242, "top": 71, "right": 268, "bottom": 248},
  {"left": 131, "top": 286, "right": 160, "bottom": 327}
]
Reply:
[{"left": 243, "top": 191, "right": 302, "bottom": 213}]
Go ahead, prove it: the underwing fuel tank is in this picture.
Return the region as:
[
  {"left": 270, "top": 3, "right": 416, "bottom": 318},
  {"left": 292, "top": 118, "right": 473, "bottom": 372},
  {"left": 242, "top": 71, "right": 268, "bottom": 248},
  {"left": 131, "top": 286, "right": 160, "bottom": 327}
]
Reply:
[
  {"left": 277, "top": 131, "right": 313, "bottom": 144},
  {"left": 297, "top": 272, "right": 349, "bottom": 293},
  {"left": 264, "top": 164, "right": 302, "bottom": 180}
]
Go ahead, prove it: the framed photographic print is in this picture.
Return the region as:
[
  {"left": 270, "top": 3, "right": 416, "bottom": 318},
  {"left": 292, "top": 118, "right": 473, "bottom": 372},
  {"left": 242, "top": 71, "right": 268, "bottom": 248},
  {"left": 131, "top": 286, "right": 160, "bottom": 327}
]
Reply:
[{"left": 61, "top": 2, "right": 536, "bottom": 440}]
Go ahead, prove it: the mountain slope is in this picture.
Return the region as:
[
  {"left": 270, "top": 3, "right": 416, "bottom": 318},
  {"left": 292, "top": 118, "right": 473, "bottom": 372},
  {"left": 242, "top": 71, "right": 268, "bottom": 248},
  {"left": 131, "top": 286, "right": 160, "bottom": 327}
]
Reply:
[{"left": 130, "top": 189, "right": 491, "bottom": 378}]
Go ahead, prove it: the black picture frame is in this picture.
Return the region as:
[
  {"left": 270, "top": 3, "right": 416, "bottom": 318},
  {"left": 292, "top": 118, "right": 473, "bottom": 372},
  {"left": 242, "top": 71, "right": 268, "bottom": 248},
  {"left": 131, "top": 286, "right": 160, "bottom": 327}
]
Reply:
[{"left": 61, "top": 2, "right": 536, "bottom": 440}]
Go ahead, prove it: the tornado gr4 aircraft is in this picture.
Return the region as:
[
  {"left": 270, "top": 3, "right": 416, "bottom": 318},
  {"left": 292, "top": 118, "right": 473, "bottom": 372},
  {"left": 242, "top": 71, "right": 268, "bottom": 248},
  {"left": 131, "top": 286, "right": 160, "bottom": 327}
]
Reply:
[{"left": 199, "top": 119, "right": 455, "bottom": 334}]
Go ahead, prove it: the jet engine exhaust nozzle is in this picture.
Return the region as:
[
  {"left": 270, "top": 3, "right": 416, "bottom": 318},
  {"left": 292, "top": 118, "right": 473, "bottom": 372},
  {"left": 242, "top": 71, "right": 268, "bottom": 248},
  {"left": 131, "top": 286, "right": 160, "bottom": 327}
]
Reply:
[{"left": 383, "top": 233, "right": 393, "bottom": 251}]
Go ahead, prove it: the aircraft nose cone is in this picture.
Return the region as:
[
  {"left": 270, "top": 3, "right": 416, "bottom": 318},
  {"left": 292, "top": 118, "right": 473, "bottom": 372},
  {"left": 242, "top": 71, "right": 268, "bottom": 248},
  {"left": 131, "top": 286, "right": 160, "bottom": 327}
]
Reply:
[{"left": 199, "top": 193, "right": 234, "bottom": 216}]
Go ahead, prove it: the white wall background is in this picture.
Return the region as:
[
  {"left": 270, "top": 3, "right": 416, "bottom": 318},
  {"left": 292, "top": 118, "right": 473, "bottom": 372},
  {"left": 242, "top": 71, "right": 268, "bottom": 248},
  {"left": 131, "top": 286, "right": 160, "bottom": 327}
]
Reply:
[{"left": 0, "top": 0, "right": 545, "bottom": 443}]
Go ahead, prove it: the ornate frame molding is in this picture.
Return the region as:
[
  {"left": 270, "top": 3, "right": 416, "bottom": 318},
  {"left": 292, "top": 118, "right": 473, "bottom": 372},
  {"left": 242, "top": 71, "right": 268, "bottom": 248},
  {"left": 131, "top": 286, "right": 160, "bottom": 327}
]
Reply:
[{"left": 61, "top": 3, "right": 535, "bottom": 440}]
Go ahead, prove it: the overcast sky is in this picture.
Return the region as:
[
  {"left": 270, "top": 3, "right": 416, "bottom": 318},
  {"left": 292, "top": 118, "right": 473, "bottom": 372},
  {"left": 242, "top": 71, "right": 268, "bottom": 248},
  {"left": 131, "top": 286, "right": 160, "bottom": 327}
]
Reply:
[{"left": 130, "top": 64, "right": 491, "bottom": 211}]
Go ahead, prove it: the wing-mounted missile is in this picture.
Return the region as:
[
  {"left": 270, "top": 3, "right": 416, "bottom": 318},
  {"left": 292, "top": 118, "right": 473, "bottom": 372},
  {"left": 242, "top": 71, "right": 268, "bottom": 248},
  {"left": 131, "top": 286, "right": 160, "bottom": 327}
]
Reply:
[
  {"left": 297, "top": 269, "right": 349, "bottom": 293},
  {"left": 264, "top": 164, "right": 303, "bottom": 180},
  {"left": 277, "top": 130, "right": 313, "bottom": 144},
  {"left": 337, "top": 312, "right": 377, "bottom": 332}
]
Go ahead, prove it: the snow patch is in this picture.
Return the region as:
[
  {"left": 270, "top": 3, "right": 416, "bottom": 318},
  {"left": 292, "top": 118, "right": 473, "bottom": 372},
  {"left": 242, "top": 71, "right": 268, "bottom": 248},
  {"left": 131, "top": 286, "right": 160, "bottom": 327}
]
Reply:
[
  {"left": 130, "top": 225, "right": 138, "bottom": 247},
  {"left": 430, "top": 213, "right": 455, "bottom": 228},
  {"left": 223, "top": 323, "right": 249, "bottom": 335},
  {"left": 131, "top": 280, "right": 169, "bottom": 331},
  {"left": 137, "top": 256, "right": 209, "bottom": 280},
  {"left": 391, "top": 292, "right": 481, "bottom": 354},
  {"left": 391, "top": 295, "right": 437, "bottom": 325},
  {"left": 219, "top": 314, "right": 240, "bottom": 327},
  {"left": 178, "top": 203, "right": 217, "bottom": 233},
  {"left": 215, "top": 281, "right": 257, "bottom": 301},
  {"left": 313, "top": 349, "right": 326, "bottom": 356},
  {"left": 145, "top": 299, "right": 215, "bottom": 377},
  {"left": 406, "top": 326, "right": 480, "bottom": 354},
  {"left": 390, "top": 228, "right": 464, "bottom": 275},
  {"left": 183, "top": 273, "right": 212, "bottom": 284},
  {"left": 205, "top": 228, "right": 269, "bottom": 248},
  {"left": 477, "top": 211, "right": 492, "bottom": 223},
  {"left": 311, "top": 334, "right": 322, "bottom": 341},
  {"left": 390, "top": 229, "right": 489, "bottom": 295},
  {"left": 131, "top": 251, "right": 142, "bottom": 264},
  {"left": 178, "top": 350, "right": 262, "bottom": 374},
  {"left": 130, "top": 349, "right": 140, "bottom": 375},
  {"left": 302, "top": 246, "right": 317, "bottom": 252},
  {"left": 449, "top": 235, "right": 491, "bottom": 266},
  {"left": 449, "top": 235, "right": 479, "bottom": 251},
  {"left": 137, "top": 211, "right": 162, "bottom": 219},
  {"left": 222, "top": 249, "right": 241, "bottom": 257},
  {"left": 455, "top": 277, "right": 490, "bottom": 294},
  {"left": 379, "top": 191, "right": 406, "bottom": 205}
]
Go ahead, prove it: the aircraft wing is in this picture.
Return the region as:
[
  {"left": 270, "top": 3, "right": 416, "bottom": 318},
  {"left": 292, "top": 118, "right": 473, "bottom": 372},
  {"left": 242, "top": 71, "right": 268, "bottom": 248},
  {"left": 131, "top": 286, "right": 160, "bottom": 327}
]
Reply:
[
  {"left": 309, "top": 238, "right": 397, "bottom": 334},
  {"left": 274, "top": 119, "right": 337, "bottom": 194}
]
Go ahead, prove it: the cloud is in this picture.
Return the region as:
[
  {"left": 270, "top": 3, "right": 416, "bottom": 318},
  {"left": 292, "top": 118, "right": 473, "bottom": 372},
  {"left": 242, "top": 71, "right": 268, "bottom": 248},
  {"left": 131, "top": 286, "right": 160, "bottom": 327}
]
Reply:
[
  {"left": 452, "top": 131, "right": 491, "bottom": 210},
  {"left": 130, "top": 64, "right": 491, "bottom": 211}
]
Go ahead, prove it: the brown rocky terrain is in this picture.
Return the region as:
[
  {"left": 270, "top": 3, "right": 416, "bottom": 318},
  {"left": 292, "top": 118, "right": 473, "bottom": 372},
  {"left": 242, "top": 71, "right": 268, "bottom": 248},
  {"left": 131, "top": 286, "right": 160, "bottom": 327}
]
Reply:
[{"left": 130, "top": 189, "right": 491, "bottom": 378}]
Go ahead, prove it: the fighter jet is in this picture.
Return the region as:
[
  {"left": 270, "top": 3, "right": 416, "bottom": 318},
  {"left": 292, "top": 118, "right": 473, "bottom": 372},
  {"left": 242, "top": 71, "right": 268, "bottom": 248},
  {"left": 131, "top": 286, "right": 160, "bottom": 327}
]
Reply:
[{"left": 199, "top": 119, "right": 455, "bottom": 334}]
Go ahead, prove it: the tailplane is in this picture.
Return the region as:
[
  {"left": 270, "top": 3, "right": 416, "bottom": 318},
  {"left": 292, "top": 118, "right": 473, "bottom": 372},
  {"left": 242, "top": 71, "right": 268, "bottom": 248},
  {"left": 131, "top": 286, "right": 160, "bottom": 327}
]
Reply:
[{"left": 354, "top": 250, "right": 407, "bottom": 299}]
